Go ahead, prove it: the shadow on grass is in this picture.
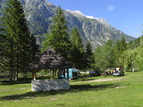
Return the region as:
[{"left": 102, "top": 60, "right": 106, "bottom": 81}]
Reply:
[
  {"left": 0, "top": 83, "right": 120, "bottom": 101},
  {"left": 0, "top": 77, "right": 56, "bottom": 85},
  {"left": 0, "top": 78, "right": 32, "bottom": 85},
  {"left": 70, "top": 84, "right": 119, "bottom": 90}
]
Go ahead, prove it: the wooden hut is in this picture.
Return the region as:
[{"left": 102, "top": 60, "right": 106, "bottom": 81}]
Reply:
[
  {"left": 28, "top": 47, "right": 72, "bottom": 80},
  {"left": 28, "top": 47, "right": 72, "bottom": 91}
]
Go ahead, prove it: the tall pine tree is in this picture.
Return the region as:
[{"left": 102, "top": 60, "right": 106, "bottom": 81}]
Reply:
[
  {"left": 44, "top": 7, "right": 71, "bottom": 61},
  {"left": 70, "top": 28, "right": 85, "bottom": 70},
  {"left": 0, "top": 28, "right": 6, "bottom": 72},
  {"left": 85, "top": 41, "right": 94, "bottom": 70},
  {"left": 2, "top": 0, "right": 39, "bottom": 81}
]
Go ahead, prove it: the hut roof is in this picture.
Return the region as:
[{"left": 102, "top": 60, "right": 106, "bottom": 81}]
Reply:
[{"left": 28, "top": 47, "right": 72, "bottom": 69}]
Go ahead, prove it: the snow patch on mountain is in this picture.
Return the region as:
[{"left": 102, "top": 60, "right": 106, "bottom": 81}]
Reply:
[
  {"left": 66, "top": 9, "right": 97, "bottom": 19},
  {"left": 66, "top": 10, "right": 111, "bottom": 26},
  {"left": 86, "top": 15, "right": 96, "bottom": 19},
  {"left": 66, "top": 10, "right": 84, "bottom": 16}
]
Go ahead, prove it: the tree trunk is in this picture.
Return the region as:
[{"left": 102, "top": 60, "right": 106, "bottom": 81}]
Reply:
[{"left": 9, "top": 38, "right": 14, "bottom": 82}]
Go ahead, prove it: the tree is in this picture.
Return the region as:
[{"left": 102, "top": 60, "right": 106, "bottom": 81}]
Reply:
[
  {"left": 121, "top": 49, "right": 135, "bottom": 71},
  {"left": 70, "top": 28, "right": 85, "bottom": 70},
  {"left": 0, "top": 28, "right": 6, "bottom": 72},
  {"left": 85, "top": 41, "right": 94, "bottom": 70},
  {"left": 43, "top": 7, "right": 71, "bottom": 61},
  {"left": 23, "top": 34, "right": 39, "bottom": 78},
  {"left": 114, "top": 36, "right": 127, "bottom": 66},
  {"left": 41, "top": 33, "right": 50, "bottom": 52},
  {"left": 94, "top": 40, "right": 115, "bottom": 71},
  {"left": 94, "top": 45, "right": 103, "bottom": 70},
  {"left": 104, "top": 40, "right": 115, "bottom": 68},
  {"left": 121, "top": 45, "right": 143, "bottom": 71},
  {"left": 2, "top": 0, "right": 39, "bottom": 81}
]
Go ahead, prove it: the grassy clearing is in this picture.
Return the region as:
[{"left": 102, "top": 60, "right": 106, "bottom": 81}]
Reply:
[{"left": 0, "top": 71, "right": 143, "bottom": 107}]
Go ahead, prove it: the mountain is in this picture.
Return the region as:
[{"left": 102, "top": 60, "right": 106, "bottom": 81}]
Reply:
[{"left": 0, "top": 0, "right": 135, "bottom": 48}]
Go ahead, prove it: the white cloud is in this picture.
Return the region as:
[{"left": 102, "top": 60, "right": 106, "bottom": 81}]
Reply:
[{"left": 108, "top": 5, "right": 116, "bottom": 12}]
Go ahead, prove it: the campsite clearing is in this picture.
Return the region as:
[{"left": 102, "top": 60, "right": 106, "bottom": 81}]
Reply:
[{"left": 0, "top": 72, "right": 143, "bottom": 107}]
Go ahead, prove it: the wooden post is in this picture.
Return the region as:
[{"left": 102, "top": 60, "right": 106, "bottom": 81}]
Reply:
[
  {"left": 53, "top": 70, "right": 54, "bottom": 79},
  {"left": 54, "top": 70, "right": 57, "bottom": 77},
  {"left": 55, "top": 70, "right": 57, "bottom": 77},
  {"left": 67, "top": 68, "right": 69, "bottom": 79},
  {"left": 32, "top": 70, "right": 36, "bottom": 80},
  {"left": 64, "top": 69, "right": 66, "bottom": 78}
]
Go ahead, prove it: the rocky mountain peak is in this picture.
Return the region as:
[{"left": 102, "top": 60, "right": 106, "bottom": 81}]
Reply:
[{"left": 0, "top": 0, "right": 134, "bottom": 48}]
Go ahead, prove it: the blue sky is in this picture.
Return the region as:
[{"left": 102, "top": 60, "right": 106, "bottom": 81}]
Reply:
[{"left": 47, "top": 0, "right": 143, "bottom": 38}]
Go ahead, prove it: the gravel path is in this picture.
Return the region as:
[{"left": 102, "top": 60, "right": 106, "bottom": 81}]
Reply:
[{"left": 70, "top": 78, "right": 123, "bottom": 84}]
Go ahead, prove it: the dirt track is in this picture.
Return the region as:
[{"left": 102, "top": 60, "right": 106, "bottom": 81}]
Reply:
[{"left": 70, "top": 78, "right": 123, "bottom": 84}]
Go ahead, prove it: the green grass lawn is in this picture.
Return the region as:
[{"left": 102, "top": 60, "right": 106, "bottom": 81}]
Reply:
[{"left": 0, "top": 71, "right": 143, "bottom": 107}]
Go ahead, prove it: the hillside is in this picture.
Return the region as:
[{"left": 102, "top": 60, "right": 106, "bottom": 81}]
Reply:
[{"left": 0, "top": 0, "right": 135, "bottom": 48}]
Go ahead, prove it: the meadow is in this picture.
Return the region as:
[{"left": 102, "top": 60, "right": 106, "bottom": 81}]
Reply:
[{"left": 0, "top": 71, "right": 143, "bottom": 107}]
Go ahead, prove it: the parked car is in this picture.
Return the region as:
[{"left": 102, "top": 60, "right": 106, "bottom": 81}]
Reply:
[
  {"left": 89, "top": 69, "right": 101, "bottom": 76},
  {"left": 112, "top": 67, "right": 124, "bottom": 76}
]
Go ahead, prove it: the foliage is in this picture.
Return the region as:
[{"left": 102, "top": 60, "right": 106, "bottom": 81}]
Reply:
[
  {"left": 128, "top": 36, "right": 143, "bottom": 49},
  {"left": 41, "top": 33, "right": 50, "bottom": 52},
  {"left": 85, "top": 41, "right": 94, "bottom": 70},
  {"left": 94, "top": 35, "right": 143, "bottom": 72},
  {"left": 1, "top": 0, "right": 39, "bottom": 81},
  {"left": 41, "top": 8, "right": 92, "bottom": 70},
  {"left": 70, "top": 28, "right": 86, "bottom": 70},
  {"left": 94, "top": 40, "right": 115, "bottom": 71},
  {"left": 42, "top": 7, "right": 71, "bottom": 61},
  {"left": 114, "top": 36, "right": 127, "bottom": 66},
  {"left": 118, "top": 35, "right": 143, "bottom": 71},
  {"left": 0, "top": 28, "right": 5, "bottom": 71},
  {"left": 121, "top": 45, "right": 143, "bottom": 71}
]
